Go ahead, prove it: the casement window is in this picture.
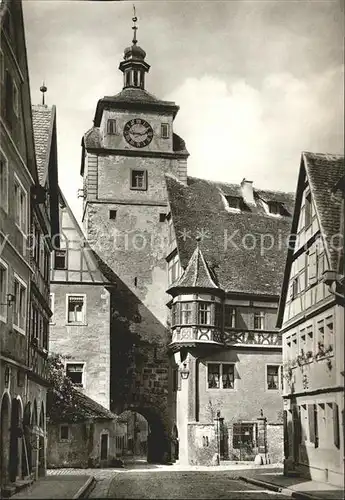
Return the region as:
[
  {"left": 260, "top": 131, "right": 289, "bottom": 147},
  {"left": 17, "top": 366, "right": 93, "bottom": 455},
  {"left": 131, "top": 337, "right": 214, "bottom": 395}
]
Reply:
[
  {"left": 325, "top": 316, "right": 334, "bottom": 351},
  {"left": 49, "top": 293, "right": 55, "bottom": 324},
  {"left": 171, "top": 303, "right": 178, "bottom": 326},
  {"left": 215, "top": 303, "right": 222, "bottom": 328},
  {"left": 159, "top": 213, "right": 166, "bottom": 223},
  {"left": 5, "top": 70, "right": 13, "bottom": 125},
  {"left": 168, "top": 254, "right": 181, "bottom": 285},
  {"left": 42, "top": 318, "right": 48, "bottom": 349},
  {"left": 0, "top": 150, "right": 8, "bottom": 212},
  {"left": 266, "top": 365, "right": 282, "bottom": 390},
  {"left": 316, "top": 249, "right": 325, "bottom": 279},
  {"left": 305, "top": 192, "right": 312, "bottom": 228},
  {"left": 306, "top": 248, "right": 317, "bottom": 286},
  {"left": 107, "top": 119, "right": 117, "bottom": 135},
  {"left": 32, "top": 223, "right": 40, "bottom": 265},
  {"left": 317, "top": 319, "right": 325, "bottom": 348},
  {"left": 14, "top": 177, "right": 27, "bottom": 234},
  {"left": 130, "top": 169, "right": 147, "bottom": 190},
  {"left": 161, "top": 123, "right": 169, "bottom": 139},
  {"left": 54, "top": 249, "right": 67, "bottom": 270},
  {"left": 67, "top": 295, "right": 86, "bottom": 324},
  {"left": 224, "top": 305, "right": 236, "bottom": 328},
  {"left": 254, "top": 310, "right": 265, "bottom": 330},
  {"left": 291, "top": 277, "right": 298, "bottom": 299},
  {"left": 0, "top": 260, "right": 8, "bottom": 322},
  {"left": 59, "top": 424, "right": 69, "bottom": 441},
  {"left": 31, "top": 306, "right": 39, "bottom": 341},
  {"left": 180, "top": 302, "right": 192, "bottom": 325},
  {"left": 207, "top": 363, "right": 235, "bottom": 389},
  {"left": 13, "top": 276, "right": 27, "bottom": 333},
  {"left": 198, "top": 302, "right": 211, "bottom": 325},
  {"left": 306, "top": 325, "right": 313, "bottom": 354},
  {"left": 268, "top": 201, "right": 282, "bottom": 215},
  {"left": 66, "top": 363, "right": 84, "bottom": 386},
  {"left": 109, "top": 210, "right": 117, "bottom": 220}
]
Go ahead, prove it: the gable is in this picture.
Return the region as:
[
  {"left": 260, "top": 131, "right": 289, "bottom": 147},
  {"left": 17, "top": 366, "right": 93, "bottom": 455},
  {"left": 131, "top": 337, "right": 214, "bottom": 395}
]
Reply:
[{"left": 51, "top": 189, "right": 115, "bottom": 284}]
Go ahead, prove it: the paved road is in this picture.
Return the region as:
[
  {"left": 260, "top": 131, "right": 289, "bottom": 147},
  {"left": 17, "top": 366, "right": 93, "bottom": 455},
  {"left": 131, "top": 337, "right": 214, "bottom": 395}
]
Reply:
[{"left": 106, "top": 470, "right": 290, "bottom": 499}]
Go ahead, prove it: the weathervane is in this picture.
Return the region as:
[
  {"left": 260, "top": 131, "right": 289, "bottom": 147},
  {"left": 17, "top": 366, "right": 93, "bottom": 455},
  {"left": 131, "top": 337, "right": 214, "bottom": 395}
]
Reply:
[{"left": 132, "top": 4, "right": 138, "bottom": 45}]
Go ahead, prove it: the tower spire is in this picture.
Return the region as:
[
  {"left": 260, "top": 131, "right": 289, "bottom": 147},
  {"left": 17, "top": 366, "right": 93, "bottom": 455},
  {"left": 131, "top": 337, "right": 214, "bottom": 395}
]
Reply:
[
  {"left": 119, "top": 5, "right": 150, "bottom": 90},
  {"left": 132, "top": 5, "right": 138, "bottom": 45}
]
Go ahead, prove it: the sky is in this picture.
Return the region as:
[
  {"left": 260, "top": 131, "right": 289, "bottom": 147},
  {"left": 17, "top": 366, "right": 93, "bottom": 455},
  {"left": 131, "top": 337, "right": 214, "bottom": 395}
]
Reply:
[{"left": 23, "top": 0, "right": 344, "bottom": 224}]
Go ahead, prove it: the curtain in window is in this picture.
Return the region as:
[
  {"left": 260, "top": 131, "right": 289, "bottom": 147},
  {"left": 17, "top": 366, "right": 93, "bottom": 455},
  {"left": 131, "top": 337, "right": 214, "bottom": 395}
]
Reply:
[
  {"left": 208, "top": 364, "right": 220, "bottom": 388},
  {"left": 68, "top": 297, "right": 84, "bottom": 323},
  {"left": 267, "top": 366, "right": 278, "bottom": 389},
  {"left": 222, "top": 365, "right": 234, "bottom": 388}
]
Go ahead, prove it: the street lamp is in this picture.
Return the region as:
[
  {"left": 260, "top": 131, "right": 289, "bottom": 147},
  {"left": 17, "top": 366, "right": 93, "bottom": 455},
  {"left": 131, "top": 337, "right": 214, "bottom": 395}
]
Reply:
[{"left": 180, "top": 363, "right": 190, "bottom": 380}]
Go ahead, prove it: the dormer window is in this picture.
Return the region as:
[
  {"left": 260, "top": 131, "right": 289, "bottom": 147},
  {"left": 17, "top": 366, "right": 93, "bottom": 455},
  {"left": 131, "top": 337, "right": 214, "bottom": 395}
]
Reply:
[
  {"left": 226, "top": 196, "right": 241, "bottom": 210},
  {"left": 107, "top": 119, "right": 117, "bottom": 135},
  {"left": 268, "top": 201, "right": 280, "bottom": 215}
]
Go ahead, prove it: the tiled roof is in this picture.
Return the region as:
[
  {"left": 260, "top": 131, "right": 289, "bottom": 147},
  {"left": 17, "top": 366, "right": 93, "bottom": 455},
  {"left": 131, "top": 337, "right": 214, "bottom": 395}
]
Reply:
[
  {"left": 303, "top": 152, "right": 344, "bottom": 271},
  {"left": 94, "top": 88, "right": 179, "bottom": 125},
  {"left": 49, "top": 388, "right": 116, "bottom": 423},
  {"left": 166, "top": 175, "right": 295, "bottom": 295},
  {"left": 32, "top": 104, "right": 54, "bottom": 186},
  {"left": 169, "top": 245, "right": 219, "bottom": 292},
  {"left": 173, "top": 133, "right": 189, "bottom": 155}
]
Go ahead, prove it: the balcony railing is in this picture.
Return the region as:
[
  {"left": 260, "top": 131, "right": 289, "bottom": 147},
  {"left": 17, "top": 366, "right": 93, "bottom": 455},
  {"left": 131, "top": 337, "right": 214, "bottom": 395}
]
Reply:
[{"left": 224, "top": 330, "right": 282, "bottom": 347}]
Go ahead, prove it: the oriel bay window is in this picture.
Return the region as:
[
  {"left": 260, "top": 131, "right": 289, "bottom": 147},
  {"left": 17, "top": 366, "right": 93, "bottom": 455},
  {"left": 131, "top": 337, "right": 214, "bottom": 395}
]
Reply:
[
  {"left": 180, "top": 302, "right": 192, "bottom": 324},
  {"left": 208, "top": 363, "right": 235, "bottom": 389}
]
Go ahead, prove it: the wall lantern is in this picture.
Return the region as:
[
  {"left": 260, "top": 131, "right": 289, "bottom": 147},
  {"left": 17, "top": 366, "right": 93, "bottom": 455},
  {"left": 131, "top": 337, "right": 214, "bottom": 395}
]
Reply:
[
  {"left": 180, "top": 363, "right": 190, "bottom": 380},
  {"left": 0, "top": 293, "right": 16, "bottom": 307}
]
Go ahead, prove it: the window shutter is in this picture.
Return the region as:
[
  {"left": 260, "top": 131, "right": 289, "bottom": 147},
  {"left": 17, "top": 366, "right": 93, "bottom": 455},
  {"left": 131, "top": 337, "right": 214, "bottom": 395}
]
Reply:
[
  {"left": 308, "top": 249, "right": 317, "bottom": 284},
  {"left": 333, "top": 403, "right": 340, "bottom": 449},
  {"left": 308, "top": 404, "right": 315, "bottom": 443}
]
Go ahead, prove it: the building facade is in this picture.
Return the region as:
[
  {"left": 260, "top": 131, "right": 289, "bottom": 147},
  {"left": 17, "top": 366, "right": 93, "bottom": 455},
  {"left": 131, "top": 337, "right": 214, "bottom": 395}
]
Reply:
[
  {"left": 277, "top": 152, "right": 344, "bottom": 487},
  {"left": 0, "top": 0, "right": 58, "bottom": 493},
  {"left": 166, "top": 175, "right": 295, "bottom": 465}
]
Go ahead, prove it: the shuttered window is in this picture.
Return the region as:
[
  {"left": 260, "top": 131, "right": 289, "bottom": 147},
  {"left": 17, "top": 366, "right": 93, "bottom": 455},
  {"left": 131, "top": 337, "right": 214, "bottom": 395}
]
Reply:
[{"left": 308, "top": 249, "right": 317, "bottom": 284}]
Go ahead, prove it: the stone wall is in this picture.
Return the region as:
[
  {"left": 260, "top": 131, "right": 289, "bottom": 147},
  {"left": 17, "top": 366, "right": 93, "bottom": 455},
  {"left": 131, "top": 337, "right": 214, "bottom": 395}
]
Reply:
[
  {"left": 188, "top": 423, "right": 218, "bottom": 466},
  {"left": 267, "top": 423, "right": 284, "bottom": 464}
]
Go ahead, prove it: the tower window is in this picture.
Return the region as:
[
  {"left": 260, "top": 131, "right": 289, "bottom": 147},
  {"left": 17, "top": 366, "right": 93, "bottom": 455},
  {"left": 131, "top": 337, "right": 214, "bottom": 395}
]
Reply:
[
  {"left": 133, "top": 70, "right": 138, "bottom": 87},
  {"left": 107, "top": 119, "right": 117, "bottom": 135},
  {"left": 130, "top": 169, "right": 147, "bottom": 190},
  {"left": 126, "top": 71, "right": 131, "bottom": 87},
  {"left": 159, "top": 213, "right": 166, "bottom": 222},
  {"left": 161, "top": 123, "right": 169, "bottom": 139},
  {"left": 109, "top": 210, "right": 117, "bottom": 220}
]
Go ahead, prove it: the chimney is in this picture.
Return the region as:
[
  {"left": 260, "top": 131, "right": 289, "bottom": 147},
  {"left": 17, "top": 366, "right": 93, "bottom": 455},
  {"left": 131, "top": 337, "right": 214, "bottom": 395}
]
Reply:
[{"left": 240, "top": 178, "right": 255, "bottom": 206}]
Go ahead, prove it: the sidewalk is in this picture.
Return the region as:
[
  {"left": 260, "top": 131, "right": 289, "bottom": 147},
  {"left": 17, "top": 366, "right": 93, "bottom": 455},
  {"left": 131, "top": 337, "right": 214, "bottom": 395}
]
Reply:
[
  {"left": 239, "top": 472, "right": 345, "bottom": 500},
  {"left": 9, "top": 475, "right": 95, "bottom": 499}
]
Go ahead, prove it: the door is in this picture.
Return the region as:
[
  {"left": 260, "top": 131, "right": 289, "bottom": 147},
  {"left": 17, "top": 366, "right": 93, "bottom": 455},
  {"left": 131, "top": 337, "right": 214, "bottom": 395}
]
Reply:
[
  {"left": 232, "top": 423, "right": 257, "bottom": 461},
  {"left": 100, "top": 434, "right": 108, "bottom": 461}
]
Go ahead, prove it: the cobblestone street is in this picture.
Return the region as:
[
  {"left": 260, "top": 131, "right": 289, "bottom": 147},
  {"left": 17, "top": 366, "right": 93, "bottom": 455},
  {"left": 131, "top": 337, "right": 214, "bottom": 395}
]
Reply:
[{"left": 48, "top": 464, "right": 287, "bottom": 499}]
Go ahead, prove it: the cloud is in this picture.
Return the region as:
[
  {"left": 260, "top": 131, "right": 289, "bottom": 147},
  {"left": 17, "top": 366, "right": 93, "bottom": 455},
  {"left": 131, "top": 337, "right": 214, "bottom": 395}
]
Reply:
[{"left": 166, "top": 66, "right": 344, "bottom": 192}]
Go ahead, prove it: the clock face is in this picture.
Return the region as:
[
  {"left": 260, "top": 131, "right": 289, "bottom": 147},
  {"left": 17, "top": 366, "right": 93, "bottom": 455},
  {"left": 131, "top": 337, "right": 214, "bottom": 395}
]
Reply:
[{"left": 123, "top": 118, "right": 153, "bottom": 148}]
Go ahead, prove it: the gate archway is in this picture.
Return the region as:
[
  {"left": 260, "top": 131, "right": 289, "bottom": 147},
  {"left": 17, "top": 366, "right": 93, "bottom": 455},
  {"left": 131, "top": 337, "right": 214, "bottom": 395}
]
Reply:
[
  {"left": 0, "top": 393, "right": 11, "bottom": 485},
  {"left": 117, "top": 406, "right": 170, "bottom": 464}
]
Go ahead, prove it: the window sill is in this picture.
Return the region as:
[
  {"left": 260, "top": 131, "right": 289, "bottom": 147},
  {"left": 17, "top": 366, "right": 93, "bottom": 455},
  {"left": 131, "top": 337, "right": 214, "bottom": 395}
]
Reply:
[
  {"left": 130, "top": 187, "right": 147, "bottom": 191},
  {"left": 13, "top": 324, "right": 25, "bottom": 335},
  {"left": 207, "top": 388, "right": 236, "bottom": 391},
  {"left": 65, "top": 322, "right": 88, "bottom": 327}
]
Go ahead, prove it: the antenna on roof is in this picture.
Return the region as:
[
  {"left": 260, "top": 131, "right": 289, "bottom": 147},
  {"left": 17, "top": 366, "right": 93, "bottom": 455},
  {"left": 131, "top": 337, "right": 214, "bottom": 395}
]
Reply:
[
  {"left": 40, "top": 82, "right": 47, "bottom": 105},
  {"left": 132, "top": 4, "right": 138, "bottom": 45}
]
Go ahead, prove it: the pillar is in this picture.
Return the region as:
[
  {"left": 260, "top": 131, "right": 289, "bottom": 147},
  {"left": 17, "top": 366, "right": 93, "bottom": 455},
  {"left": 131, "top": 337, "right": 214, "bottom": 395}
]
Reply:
[{"left": 255, "top": 414, "right": 268, "bottom": 465}]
